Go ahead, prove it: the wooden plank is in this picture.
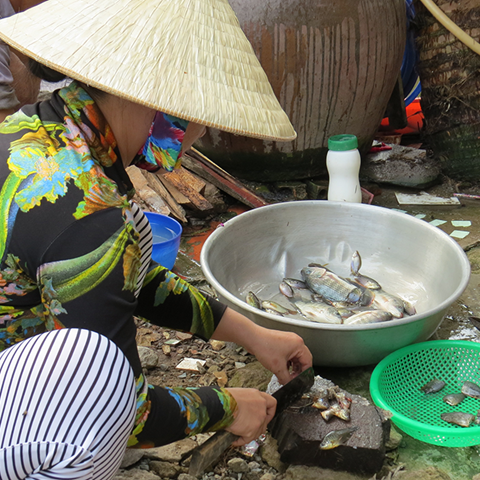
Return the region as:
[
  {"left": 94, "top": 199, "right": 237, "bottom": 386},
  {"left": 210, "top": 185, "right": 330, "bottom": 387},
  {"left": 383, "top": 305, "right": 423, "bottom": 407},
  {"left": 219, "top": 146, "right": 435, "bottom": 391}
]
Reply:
[
  {"left": 156, "top": 174, "right": 191, "bottom": 206},
  {"left": 173, "top": 165, "right": 206, "bottom": 193},
  {"left": 142, "top": 170, "right": 187, "bottom": 223},
  {"left": 182, "top": 148, "right": 269, "bottom": 209},
  {"left": 161, "top": 169, "right": 213, "bottom": 211}
]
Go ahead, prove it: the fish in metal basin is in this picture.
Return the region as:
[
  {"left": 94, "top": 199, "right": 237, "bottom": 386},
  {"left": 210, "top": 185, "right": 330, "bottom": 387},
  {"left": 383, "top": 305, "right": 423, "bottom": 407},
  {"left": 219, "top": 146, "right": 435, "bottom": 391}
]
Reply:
[
  {"left": 343, "top": 309, "right": 393, "bottom": 325},
  {"left": 350, "top": 250, "right": 382, "bottom": 290},
  {"left": 461, "top": 381, "right": 480, "bottom": 399},
  {"left": 319, "top": 427, "right": 358, "bottom": 450},
  {"left": 301, "top": 266, "right": 363, "bottom": 304},
  {"left": 441, "top": 412, "right": 475, "bottom": 427},
  {"left": 421, "top": 379, "right": 446, "bottom": 394},
  {"left": 443, "top": 393, "right": 466, "bottom": 406},
  {"left": 280, "top": 281, "right": 343, "bottom": 324},
  {"left": 246, "top": 291, "right": 261, "bottom": 309},
  {"left": 261, "top": 300, "right": 296, "bottom": 316},
  {"left": 288, "top": 298, "right": 343, "bottom": 324},
  {"left": 368, "top": 289, "right": 406, "bottom": 318}
]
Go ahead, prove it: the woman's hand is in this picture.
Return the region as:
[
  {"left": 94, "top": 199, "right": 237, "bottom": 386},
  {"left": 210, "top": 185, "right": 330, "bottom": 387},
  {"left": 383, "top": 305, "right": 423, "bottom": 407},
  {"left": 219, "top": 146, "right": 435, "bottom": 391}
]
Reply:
[
  {"left": 248, "top": 328, "right": 313, "bottom": 385},
  {"left": 212, "top": 308, "right": 313, "bottom": 385},
  {"left": 225, "top": 388, "right": 277, "bottom": 446}
]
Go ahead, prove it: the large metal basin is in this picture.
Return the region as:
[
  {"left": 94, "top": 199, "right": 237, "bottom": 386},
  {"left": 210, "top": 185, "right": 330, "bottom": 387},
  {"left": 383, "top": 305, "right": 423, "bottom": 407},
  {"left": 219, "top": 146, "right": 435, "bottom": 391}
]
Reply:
[{"left": 200, "top": 201, "right": 471, "bottom": 367}]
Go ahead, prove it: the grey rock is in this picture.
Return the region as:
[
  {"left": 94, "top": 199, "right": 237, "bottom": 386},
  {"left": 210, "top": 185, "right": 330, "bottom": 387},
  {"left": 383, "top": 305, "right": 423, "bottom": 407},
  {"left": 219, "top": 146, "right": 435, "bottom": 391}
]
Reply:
[
  {"left": 268, "top": 376, "right": 390, "bottom": 475},
  {"left": 385, "top": 426, "right": 403, "bottom": 451},
  {"left": 472, "top": 474, "right": 480, "bottom": 480},
  {"left": 120, "top": 448, "right": 145, "bottom": 468},
  {"left": 144, "top": 438, "right": 197, "bottom": 462},
  {"left": 360, "top": 144, "right": 440, "bottom": 188},
  {"left": 259, "top": 435, "right": 286, "bottom": 473},
  {"left": 228, "top": 361, "right": 272, "bottom": 391},
  {"left": 177, "top": 474, "right": 198, "bottom": 480},
  {"left": 260, "top": 474, "right": 277, "bottom": 480},
  {"left": 138, "top": 346, "right": 159, "bottom": 369},
  {"left": 227, "top": 457, "right": 249, "bottom": 473},
  {"left": 284, "top": 465, "right": 362, "bottom": 480},
  {"left": 397, "top": 467, "right": 452, "bottom": 480},
  {"left": 149, "top": 460, "right": 182, "bottom": 478},
  {"left": 113, "top": 468, "right": 160, "bottom": 480}
]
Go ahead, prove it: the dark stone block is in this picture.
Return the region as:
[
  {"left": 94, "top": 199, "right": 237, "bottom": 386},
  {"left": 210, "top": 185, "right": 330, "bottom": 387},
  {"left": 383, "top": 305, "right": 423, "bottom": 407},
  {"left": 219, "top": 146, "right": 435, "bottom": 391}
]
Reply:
[{"left": 268, "top": 379, "right": 390, "bottom": 475}]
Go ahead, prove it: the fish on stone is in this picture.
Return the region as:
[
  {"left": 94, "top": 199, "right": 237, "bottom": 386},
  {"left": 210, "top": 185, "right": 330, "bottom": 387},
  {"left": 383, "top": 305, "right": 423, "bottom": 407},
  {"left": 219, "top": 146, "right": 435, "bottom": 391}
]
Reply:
[
  {"left": 461, "top": 381, "right": 480, "bottom": 399},
  {"left": 312, "top": 389, "right": 330, "bottom": 411},
  {"left": 321, "top": 402, "right": 350, "bottom": 422},
  {"left": 327, "top": 387, "right": 352, "bottom": 411},
  {"left": 443, "top": 393, "right": 466, "bottom": 406},
  {"left": 441, "top": 412, "right": 475, "bottom": 428},
  {"left": 319, "top": 427, "right": 358, "bottom": 450},
  {"left": 421, "top": 379, "right": 446, "bottom": 394}
]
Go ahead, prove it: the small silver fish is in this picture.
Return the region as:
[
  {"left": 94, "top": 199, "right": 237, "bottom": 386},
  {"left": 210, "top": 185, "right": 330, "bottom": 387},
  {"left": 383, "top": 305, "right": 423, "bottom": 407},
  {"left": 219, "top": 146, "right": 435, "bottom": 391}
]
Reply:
[
  {"left": 283, "top": 278, "right": 309, "bottom": 290},
  {"left": 350, "top": 251, "right": 361, "bottom": 275},
  {"left": 475, "top": 410, "right": 480, "bottom": 426},
  {"left": 421, "top": 379, "right": 446, "bottom": 394},
  {"left": 302, "top": 266, "right": 363, "bottom": 304},
  {"left": 461, "top": 381, "right": 480, "bottom": 399},
  {"left": 319, "top": 427, "right": 358, "bottom": 450},
  {"left": 443, "top": 393, "right": 466, "bottom": 406},
  {"left": 350, "top": 251, "right": 381, "bottom": 290},
  {"left": 343, "top": 310, "right": 393, "bottom": 325},
  {"left": 441, "top": 412, "right": 475, "bottom": 428},
  {"left": 246, "top": 291, "right": 261, "bottom": 309},
  {"left": 261, "top": 300, "right": 296, "bottom": 316},
  {"left": 289, "top": 299, "right": 343, "bottom": 324},
  {"left": 369, "top": 289, "right": 405, "bottom": 318}
]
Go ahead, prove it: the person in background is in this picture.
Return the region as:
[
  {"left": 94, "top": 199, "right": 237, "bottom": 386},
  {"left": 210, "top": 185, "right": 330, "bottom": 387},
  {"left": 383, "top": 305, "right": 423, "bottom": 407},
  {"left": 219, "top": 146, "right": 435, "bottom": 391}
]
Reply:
[
  {"left": 0, "top": 0, "right": 311, "bottom": 478},
  {"left": 0, "top": 0, "right": 44, "bottom": 122}
]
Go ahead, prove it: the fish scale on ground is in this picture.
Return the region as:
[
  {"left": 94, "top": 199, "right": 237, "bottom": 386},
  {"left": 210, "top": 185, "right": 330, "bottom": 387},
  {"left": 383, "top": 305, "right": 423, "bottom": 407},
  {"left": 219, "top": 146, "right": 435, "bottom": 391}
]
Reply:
[{"left": 244, "top": 250, "right": 417, "bottom": 325}]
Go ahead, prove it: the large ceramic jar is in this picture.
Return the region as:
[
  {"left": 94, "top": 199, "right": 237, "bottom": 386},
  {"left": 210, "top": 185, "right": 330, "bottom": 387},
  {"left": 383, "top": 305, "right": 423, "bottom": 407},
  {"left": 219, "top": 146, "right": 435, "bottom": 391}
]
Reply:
[{"left": 196, "top": 0, "right": 406, "bottom": 182}]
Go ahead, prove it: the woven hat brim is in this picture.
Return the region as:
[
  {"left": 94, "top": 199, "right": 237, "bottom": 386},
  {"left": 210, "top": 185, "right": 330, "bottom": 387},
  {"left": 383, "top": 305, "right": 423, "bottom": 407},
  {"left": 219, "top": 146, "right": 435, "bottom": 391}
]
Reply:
[{"left": 0, "top": 0, "right": 296, "bottom": 142}]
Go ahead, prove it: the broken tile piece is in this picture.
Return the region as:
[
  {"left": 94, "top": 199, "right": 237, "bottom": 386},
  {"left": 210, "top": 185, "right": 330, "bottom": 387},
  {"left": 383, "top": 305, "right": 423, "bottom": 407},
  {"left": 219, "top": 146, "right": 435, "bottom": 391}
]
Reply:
[
  {"left": 395, "top": 192, "right": 460, "bottom": 206},
  {"left": 429, "top": 219, "right": 447, "bottom": 227},
  {"left": 176, "top": 357, "right": 206, "bottom": 372},
  {"left": 450, "top": 230, "right": 470, "bottom": 239},
  {"left": 414, "top": 214, "right": 426, "bottom": 219},
  {"left": 451, "top": 220, "right": 472, "bottom": 227}
]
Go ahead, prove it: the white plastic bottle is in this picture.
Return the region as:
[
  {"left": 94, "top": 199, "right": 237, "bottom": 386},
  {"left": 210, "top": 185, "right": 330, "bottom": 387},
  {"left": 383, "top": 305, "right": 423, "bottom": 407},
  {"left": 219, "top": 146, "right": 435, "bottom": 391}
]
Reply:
[{"left": 326, "top": 134, "right": 362, "bottom": 203}]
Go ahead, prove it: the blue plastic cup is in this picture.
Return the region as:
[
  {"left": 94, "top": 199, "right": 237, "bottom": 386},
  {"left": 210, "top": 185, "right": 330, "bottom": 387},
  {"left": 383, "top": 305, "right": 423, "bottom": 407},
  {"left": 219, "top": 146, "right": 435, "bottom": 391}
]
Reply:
[{"left": 143, "top": 212, "right": 182, "bottom": 270}]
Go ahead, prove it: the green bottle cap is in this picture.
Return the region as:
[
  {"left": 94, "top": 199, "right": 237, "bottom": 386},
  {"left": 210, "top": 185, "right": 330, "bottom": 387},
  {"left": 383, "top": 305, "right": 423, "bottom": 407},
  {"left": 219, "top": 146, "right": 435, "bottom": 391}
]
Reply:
[{"left": 328, "top": 134, "right": 358, "bottom": 151}]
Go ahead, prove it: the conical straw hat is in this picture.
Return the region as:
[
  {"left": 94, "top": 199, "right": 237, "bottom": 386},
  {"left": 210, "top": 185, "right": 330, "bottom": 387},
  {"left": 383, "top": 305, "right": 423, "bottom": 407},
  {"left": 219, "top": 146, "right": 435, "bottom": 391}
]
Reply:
[{"left": 0, "top": 0, "right": 296, "bottom": 142}]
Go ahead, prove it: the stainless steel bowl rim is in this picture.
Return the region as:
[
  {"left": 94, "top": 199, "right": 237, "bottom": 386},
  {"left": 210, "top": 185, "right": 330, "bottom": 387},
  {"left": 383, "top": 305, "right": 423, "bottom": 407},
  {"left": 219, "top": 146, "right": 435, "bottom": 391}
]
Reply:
[{"left": 200, "top": 201, "right": 471, "bottom": 332}]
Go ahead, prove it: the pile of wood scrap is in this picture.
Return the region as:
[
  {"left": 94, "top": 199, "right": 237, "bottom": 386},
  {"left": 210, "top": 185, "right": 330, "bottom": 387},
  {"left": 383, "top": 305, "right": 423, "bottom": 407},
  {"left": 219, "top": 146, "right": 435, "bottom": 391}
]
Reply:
[{"left": 127, "top": 148, "right": 269, "bottom": 224}]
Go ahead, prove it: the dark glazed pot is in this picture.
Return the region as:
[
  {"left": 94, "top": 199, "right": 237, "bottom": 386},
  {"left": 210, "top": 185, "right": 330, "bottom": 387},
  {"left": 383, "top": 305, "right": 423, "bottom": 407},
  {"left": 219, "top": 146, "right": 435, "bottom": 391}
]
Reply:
[{"left": 196, "top": 0, "right": 406, "bottom": 182}]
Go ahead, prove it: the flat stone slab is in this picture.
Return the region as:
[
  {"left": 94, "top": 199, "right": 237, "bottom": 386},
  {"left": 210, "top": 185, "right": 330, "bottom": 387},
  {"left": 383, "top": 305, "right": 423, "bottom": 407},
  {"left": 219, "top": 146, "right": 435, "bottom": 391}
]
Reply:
[
  {"left": 268, "top": 376, "right": 390, "bottom": 475},
  {"left": 361, "top": 144, "right": 440, "bottom": 188}
]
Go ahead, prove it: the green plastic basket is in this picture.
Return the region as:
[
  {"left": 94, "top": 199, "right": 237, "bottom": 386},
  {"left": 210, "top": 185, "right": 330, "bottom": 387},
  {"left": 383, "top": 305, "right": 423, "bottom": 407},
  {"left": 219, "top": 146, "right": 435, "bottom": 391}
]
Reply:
[{"left": 370, "top": 340, "right": 480, "bottom": 447}]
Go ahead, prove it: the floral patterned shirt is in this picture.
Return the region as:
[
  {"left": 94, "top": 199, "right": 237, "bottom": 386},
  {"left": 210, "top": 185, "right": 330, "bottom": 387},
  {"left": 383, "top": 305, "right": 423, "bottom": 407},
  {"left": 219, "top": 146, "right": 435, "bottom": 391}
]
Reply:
[{"left": 0, "top": 81, "right": 235, "bottom": 448}]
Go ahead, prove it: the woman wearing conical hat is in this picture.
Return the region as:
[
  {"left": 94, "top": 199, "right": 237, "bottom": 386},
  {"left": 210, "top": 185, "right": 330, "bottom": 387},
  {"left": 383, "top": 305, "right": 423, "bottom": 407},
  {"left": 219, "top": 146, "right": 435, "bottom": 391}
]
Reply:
[{"left": 0, "top": 0, "right": 311, "bottom": 476}]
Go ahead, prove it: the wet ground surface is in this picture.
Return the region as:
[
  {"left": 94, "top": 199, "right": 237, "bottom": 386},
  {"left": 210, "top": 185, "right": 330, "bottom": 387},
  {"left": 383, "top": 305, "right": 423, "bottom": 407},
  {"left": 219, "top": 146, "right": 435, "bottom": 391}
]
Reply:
[{"left": 174, "top": 180, "right": 480, "bottom": 480}]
